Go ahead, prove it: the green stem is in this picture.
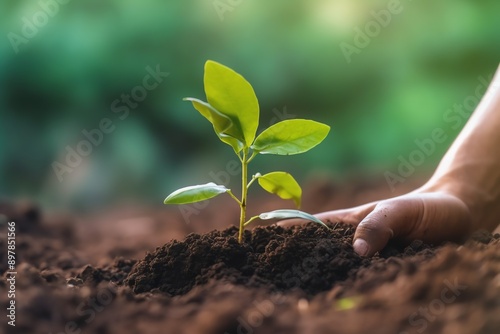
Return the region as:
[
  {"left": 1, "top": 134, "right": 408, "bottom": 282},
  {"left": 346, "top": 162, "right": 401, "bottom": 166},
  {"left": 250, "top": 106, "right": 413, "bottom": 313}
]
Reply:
[
  {"left": 244, "top": 215, "right": 260, "bottom": 227},
  {"left": 247, "top": 173, "right": 260, "bottom": 189},
  {"left": 247, "top": 150, "right": 257, "bottom": 163},
  {"left": 238, "top": 148, "right": 249, "bottom": 243},
  {"left": 227, "top": 190, "right": 242, "bottom": 205}
]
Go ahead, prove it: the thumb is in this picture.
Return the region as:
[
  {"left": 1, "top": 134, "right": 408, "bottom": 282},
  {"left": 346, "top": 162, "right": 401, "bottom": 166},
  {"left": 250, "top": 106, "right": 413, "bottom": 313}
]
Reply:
[{"left": 353, "top": 199, "right": 417, "bottom": 256}]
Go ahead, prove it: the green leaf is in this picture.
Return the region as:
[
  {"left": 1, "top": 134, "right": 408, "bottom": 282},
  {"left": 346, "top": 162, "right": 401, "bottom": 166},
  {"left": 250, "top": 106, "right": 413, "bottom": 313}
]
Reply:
[
  {"left": 335, "top": 297, "right": 361, "bottom": 311},
  {"left": 259, "top": 209, "right": 330, "bottom": 229},
  {"left": 164, "top": 182, "right": 229, "bottom": 204},
  {"left": 257, "top": 172, "right": 302, "bottom": 208},
  {"left": 204, "top": 60, "right": 259, "bottom": 147},
  {"left": 184, "top": 98, "right": 244, "bottom": 153},
  {"left": 252, "top": 119, "right": 330, "bottom": 155}
]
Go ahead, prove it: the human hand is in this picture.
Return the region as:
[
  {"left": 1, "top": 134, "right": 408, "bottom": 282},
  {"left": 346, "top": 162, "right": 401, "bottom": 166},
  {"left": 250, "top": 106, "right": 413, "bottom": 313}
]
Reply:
[
  {"left": 281, "top": 64, "right": 500, "bottom": 256},
  {"left": 278, "top": 190, "right": 473, "bottom": 257}
]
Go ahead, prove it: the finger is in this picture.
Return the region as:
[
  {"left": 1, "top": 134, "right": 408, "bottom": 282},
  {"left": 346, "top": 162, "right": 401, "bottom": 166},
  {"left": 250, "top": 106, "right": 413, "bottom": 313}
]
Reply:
[
  {"left": 353, "top": 198, "right": 421, "bottom": 257},
  {"left": 277, "top": 202, "right": 377, "bottom": 228},
  {"left": 314, "top": 202, "right": 377, "bottom": 225}
]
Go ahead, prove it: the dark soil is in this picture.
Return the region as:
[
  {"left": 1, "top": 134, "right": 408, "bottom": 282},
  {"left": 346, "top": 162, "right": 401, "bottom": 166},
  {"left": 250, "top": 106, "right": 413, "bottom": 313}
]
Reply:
[
  {"left": 125, "top": 224, "right": 432, "bottom": 297},
  {"left": 1, "top": 187, "right": 500, "bottom": 334}
]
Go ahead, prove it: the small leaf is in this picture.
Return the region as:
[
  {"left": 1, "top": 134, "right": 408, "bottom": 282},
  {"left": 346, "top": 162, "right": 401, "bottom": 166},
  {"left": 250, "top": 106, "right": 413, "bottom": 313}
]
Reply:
[
  {"left": 184, "top": 97, "right": 243, "bottom": 153},
  {"left": 259, "top": 209, "right": 330, "bottom": 229},
  {"left": 252, "top": 119, "right": 330, "bottom": 155},
  {"left": 164, "top": 182, "right": 229, "bottom": 204},
  {"left": 335, "top": 297, "right": 361, "bottom": 311},
  {"left": 204, "top": 60, "right": 259, "bottom": 147},
  {"left": 257, "top": 172, "right": 302, "bottom": 208}
]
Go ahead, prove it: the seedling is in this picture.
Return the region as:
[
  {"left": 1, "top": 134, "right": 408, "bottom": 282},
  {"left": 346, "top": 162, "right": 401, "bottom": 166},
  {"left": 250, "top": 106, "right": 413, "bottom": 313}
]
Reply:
[{"left": 165, "top": 60, "right": 330, "bottom": 243}]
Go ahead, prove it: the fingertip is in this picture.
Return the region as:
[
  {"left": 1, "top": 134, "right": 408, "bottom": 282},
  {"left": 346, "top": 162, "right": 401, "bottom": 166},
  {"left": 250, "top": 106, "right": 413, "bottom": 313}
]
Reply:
[
  {"left": 353, "top": 238, "right": 369, "bottom": 257},
  {"left": 353, "top": 216, "right": 394, "bottom": 257}
]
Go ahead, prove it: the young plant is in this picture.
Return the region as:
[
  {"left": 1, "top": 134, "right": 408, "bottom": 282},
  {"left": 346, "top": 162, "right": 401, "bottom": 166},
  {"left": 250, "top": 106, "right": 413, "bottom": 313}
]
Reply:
[{"left": 164, "top": 60, "right": 330, "bottom": 243}]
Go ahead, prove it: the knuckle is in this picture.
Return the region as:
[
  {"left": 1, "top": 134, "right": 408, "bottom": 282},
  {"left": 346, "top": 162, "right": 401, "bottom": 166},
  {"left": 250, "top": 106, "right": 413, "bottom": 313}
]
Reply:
[{"left": 356, "top": 220, "right": 380, "bottom": 234}]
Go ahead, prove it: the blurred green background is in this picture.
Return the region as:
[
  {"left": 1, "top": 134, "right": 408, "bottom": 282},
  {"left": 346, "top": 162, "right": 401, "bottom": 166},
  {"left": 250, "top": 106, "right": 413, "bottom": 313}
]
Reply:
[{"left": 0, "top": 0, "right": 499, "bottom": 211}]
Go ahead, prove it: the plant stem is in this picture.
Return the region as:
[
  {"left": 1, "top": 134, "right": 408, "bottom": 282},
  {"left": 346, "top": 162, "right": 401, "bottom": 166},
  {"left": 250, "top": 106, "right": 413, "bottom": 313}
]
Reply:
[
  {"left": 244, "top": 215, "right": 260, "bottom": 227},
  {"left": 247, "top": 151, "right": 257, "bottom": 163},
  {"left": 247, "top": 173, "right": 260, "bottom": 189},
  {"left": 238, "top": 148, "right": 249, "bottom": 243},
  {"left": 227, "top": 190, "right": 242, "bottom": 205}
]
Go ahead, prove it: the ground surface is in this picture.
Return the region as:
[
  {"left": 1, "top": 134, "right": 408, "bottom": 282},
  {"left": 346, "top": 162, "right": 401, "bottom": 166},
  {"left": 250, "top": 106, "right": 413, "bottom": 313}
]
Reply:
[{"left": 1, "top": 180, "right": 500, "bottom": 334}]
